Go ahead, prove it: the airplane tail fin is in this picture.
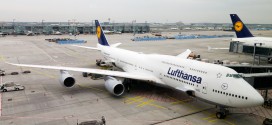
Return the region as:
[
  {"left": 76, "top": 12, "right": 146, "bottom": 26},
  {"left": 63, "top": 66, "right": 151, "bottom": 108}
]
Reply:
[
  {"left": 230, "top": 14, "right": 253, "bottom": 38},
  {"left": 95, "top": 20, "right": 110, "bottom": 46}
]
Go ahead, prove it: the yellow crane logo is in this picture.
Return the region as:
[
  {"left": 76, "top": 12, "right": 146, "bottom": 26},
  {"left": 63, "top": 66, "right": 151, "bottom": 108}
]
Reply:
[
  {"left": 97, "top": 26, "right": 101, "bottom": 39},
  {"left": 234, "top": 21, "right": 243, "bottom": 32}
]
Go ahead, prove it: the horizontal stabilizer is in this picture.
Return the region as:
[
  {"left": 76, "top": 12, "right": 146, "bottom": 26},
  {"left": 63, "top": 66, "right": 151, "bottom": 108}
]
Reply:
[
  {"left": 111, "top": 43, "right": 122, "bottom": 48},
  {"left": 71, "top": 45, "right": 101, "bottom": 50}
]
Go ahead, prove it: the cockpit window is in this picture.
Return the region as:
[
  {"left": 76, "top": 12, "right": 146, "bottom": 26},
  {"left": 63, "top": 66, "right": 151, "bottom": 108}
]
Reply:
[{"left": 226, "top": 73, "right": 242, "bottom": 78}]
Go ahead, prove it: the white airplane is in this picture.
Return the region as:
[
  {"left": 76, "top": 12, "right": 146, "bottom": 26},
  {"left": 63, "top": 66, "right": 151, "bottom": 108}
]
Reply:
[
  {"left": 230, "top": 14, "right": 272, "bottom": 47},
  {"left": 103, "top": 30, "right": 114, "bottom": 34},
  {"left": 7, "top": 20, "right": 264, "bottom": 119}
]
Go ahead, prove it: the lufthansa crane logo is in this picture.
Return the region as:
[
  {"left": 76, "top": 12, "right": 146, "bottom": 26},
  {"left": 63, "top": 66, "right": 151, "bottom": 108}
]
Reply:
[
  {"left": 221, "top": 83, "right": 228, "bottom": 90},
  {"left": 97, "top": 26, "right": 101, "bottom": 39},
  {"left": 234, "top": 21, "right": 243, "bottom": 32}
]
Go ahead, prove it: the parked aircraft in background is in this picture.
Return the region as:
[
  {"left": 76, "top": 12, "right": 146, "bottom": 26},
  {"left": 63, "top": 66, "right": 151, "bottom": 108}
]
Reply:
[
  {"left": 0, "top": 32, "right": 8, "bottom": 36},
  {"left": 230, "top": 14, "right": 272, "bottom": 47},
  {"left": 8, "top": 20, "right": 264, "bottom": 119},
  {"left": 103, "top": 30, "right": 114, "bottom": 34}
]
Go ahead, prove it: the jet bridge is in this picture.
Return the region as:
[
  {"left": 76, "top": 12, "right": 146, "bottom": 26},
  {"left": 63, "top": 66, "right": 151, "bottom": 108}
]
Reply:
[
  {"left": 226, "top": 65, "right": 272, "bottom": 74},
  {"left": 225, "top": 65, "right": 272, "bottom": 101},
  {"left": 225, "top": 65, "right": 272, "bottom": 89}
]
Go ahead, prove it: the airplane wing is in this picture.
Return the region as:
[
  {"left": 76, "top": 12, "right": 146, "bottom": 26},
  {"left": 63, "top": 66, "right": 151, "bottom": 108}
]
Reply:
[
  {"left": 7, "top": 62, "right": 162, "bottom": 83},
  {"left": 176, "top": 49, "right": 191, "bottom": 59},
  {"left": 71, "top": 45, "right": 101, "bottom": 51}
]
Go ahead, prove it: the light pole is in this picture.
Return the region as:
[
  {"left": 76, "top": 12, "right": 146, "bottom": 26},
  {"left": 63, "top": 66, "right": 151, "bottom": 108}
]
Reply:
[
  {"left": 92, "top": 20, "right": 94, "bottom": 34},
  {"left": 253, "top": 43, "right": 263, "bottom": 65},
  {"left": 12, "top": 19, "right": 16, "bottom": 34},
  {"left": 132, "top": 20, "right": 136, "bottom": 36},
  {"left": 72, "top": 19, "right": 78, "bottom": 39},
  {"left": 42, "top": 20, "right": 45, "bottom": 34}
]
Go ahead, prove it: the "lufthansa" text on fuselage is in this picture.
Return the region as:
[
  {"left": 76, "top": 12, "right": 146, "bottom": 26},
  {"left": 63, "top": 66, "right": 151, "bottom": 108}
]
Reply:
[{"left": 167, "top": 67, "right": 202, "bottom": 84}]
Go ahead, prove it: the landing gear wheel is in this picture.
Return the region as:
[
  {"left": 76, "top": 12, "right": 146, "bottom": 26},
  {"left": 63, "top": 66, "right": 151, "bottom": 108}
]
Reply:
[
  {"left": 15, "top": 88, "right": 19, "bottom": 91},
  {"left": 216, "top": 112, "right": 226, "bottom": 119},
  {"left": 3, "top": 89, "right": 7, "bottom": 92}
]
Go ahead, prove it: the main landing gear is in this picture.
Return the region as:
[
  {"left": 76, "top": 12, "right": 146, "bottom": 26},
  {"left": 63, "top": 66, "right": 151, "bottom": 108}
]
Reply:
[{"left": 216, "top": 107, "right": 229, "bottom": 119}]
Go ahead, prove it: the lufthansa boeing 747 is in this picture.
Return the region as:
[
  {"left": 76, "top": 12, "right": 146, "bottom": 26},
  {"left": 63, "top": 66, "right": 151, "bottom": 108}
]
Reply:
[{"left": 7, "top": 20, "right": 264, "bottom": 119}]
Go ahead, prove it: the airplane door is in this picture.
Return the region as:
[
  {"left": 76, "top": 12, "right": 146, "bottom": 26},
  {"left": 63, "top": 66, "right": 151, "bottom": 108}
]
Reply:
[
  {"left": 159, "top": 73, "right": 164, "bottom": 81},
  {"left": 202, "top": 82, "right": 207, "bottom": 94}
]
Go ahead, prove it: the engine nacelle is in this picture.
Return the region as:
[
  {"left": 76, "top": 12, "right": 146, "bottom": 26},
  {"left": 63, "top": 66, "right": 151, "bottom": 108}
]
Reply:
[
  {"left": 104, "top": 76, "right": 125, "bottom": 96},
  {"left": 186, "top": 90, "right": 195, "bottom": 97},
  {"left": 59, "top": 70, "right": 76, "bottom": 88}
]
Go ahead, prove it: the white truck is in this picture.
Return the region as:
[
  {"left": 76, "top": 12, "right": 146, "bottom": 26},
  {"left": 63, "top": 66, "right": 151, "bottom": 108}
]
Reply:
[
  {"left": 0, "top": 82, "right": 25, "bottom": 92},
  {"left": 0, "top": 70, "right": 5, "bottom": 76}
]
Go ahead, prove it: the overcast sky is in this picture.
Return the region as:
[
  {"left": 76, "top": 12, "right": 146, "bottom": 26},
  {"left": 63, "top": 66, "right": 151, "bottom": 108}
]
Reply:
[{"left": 0, "top": 0, "right": 271, "bottom": 23}]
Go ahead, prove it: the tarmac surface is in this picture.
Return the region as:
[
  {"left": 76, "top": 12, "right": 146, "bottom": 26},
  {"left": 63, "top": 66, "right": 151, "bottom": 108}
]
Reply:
[{"left": 0, "top": 30, "right": 272, "bottom": 125}]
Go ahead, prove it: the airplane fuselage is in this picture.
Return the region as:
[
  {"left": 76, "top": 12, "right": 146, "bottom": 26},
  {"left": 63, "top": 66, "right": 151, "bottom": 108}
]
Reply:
[
  {"left": 232, "top": 37, "right": 272, "bottom": 47},
  {"left": 99, "top": 44, "right": 264, "bottom": 108}
]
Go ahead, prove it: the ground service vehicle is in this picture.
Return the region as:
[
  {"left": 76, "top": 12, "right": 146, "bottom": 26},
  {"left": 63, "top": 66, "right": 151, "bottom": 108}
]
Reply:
[{"left": 0, "top": 82, "right": 25, "bottom": 92}]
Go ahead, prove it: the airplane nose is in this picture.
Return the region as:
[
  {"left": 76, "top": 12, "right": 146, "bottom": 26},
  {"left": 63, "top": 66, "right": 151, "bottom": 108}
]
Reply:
[
  {"left": 258, "top": 95, "right": 264, "bottom": 105},
  {"left": 253, "top": 93, "right": 264, "bottom": 106}
]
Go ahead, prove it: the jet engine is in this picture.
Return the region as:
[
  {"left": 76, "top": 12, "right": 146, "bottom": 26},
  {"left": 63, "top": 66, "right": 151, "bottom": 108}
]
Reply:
[
  {"left": 59, "top": 70, "right": 76, "bottom": 88},
  {"left": 104, "top": 76, "right": 125, "bottom": 96},
  {"left": 186, "top": 90, "right": 195, "bottom": 97}
]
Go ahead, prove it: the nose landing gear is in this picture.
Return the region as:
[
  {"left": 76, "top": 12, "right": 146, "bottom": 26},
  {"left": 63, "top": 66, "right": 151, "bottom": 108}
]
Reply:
[{"left": 216, "top": 107, "right": 229, "bottom": 119}]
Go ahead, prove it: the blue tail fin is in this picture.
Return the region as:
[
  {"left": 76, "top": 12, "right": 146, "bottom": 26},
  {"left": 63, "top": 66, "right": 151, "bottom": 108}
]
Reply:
[
  {"left": 95, "top": 20, "right": 110, "bottom": 46},
  {"left": 230, "top": 14, "right": 254, "bottom": 38}
]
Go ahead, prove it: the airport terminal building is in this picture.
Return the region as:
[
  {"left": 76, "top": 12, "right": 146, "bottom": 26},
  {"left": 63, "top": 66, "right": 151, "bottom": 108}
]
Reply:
[
  {"left": 1, "top": 21, "right": 272, "bottom": 35},
  {"left": 0, "top": 22, "right": 150, "bottom": 35}
]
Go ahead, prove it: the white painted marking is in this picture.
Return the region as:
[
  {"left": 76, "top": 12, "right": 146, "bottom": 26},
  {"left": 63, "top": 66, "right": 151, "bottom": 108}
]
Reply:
[
  {"left": 0, "top": 93, "right": 2, "bottom": 116},
  {"left": 0, "top": 76, "right": 2, "bottom": 116}
]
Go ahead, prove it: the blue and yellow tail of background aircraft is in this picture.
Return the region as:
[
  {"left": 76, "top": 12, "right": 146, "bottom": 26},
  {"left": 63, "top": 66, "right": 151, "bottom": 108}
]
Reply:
[
  {"left": 95, "top": 20, "right": 110, "bottom": 46},
  {"left": 230, "top": 14, "right": 254, "bottom": 38}
]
